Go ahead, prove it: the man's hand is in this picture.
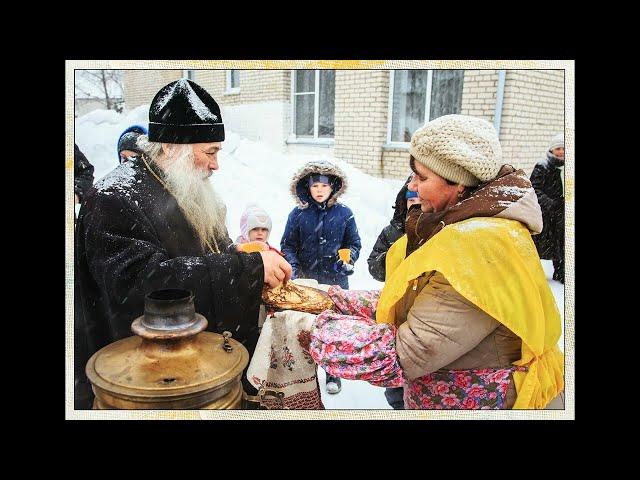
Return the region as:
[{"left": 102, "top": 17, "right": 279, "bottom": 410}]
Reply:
[
  {"left": 75, "top": 194, "right": 80, "bottom": 205},
  {"left": 259, "top": 250, "right": 292, "bottom": 288}
]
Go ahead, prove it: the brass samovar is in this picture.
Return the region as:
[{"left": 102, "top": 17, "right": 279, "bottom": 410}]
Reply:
[{"left": 86, "top": 289, "right": 249, "bottom": 409}]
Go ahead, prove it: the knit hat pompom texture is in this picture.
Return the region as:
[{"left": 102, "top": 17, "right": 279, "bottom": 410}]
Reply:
[
  {"left": 148, "top": 79, "right": 225, "bottom": 144},
  {"left": 410, "top": 114, "right": 502, "bottom": 187}
]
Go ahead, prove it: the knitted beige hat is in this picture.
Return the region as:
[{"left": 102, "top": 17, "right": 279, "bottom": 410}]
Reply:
[
  {"left": 409, "top": 114, "right": 502, "bottom": 187},
  {"left": 548, "top": 133, "right": 564, "bottom": 151}
]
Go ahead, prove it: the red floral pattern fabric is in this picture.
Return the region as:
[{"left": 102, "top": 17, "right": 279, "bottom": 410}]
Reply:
[
  {"left": 310, "top": 287, "right": 525, "bottom": 409},
  {"left": 403, "top": 367, "right": 527, "bottom": 409}
]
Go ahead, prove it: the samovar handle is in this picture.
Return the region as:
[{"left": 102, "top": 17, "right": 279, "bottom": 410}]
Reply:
[{"left": 222, "top": 331, "right": 233, "bottom": 352}]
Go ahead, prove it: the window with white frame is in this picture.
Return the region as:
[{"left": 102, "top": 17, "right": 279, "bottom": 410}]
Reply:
[
  {"left": 388, "top": 70, "right": 464, "bottom": 143},
  {"left": 226, "top": 70, "right": 240, "bottom": 93},
  {"left": 292, "top": 69, "right": 335, "bottom": 139}
]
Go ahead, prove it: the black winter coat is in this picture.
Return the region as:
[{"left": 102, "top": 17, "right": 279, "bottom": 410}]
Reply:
[
  {"left": 530, "top": 152, "right": 564, "bottom": 259},
  {"left": 367, "top": 176, "right": 412, "bottom": 282},
  {"left": 74, "top": 157, "right": 264, "bottom": 408},
  {"left": 74, "top": 144, "right": 94, "bottom": 201}
]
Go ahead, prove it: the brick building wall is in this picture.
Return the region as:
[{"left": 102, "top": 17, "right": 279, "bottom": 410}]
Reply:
[
  {"left": 122, "top": 70, "right": 182, "bottom": 109},
  {"left": 499, "top": 70, "right": 564, "bottom": 175},
  {"left": 120, "top": 69, "right": 564, "bottom": 179},
  {"left": 333, "top": 70, "right": 389, "bottom": 177},
  {"left": 460, "top": 70, "right": 499, "bottom": 122},
  {"left": 193, "top": 70, "right": 290, "bottom": 104},
  {"left": 381, "top": 148, "right": 411, "bottom": 178}
]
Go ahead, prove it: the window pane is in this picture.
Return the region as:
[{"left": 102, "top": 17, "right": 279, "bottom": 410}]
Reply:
[
  {"left": 230, "top": 70, "right": 240, "bottom": 88},
  {"left": 391, "top": 70, "right": 428, "bottom": 142},
  {"left": 296, "top": 70, "right": 315, "bottom": 93},
  {"left": 295, "top": 94, "right": 314, "bottom": 136},
  {"left": 318, "top": 70, "right": 335, "bottom": 138},
  {"left": 429, "top": 70, "right": 464, "bottom": 120}
]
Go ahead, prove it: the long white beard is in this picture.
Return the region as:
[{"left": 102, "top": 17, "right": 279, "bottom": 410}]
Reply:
[{"left": 160, "top": 146, "right": 228, "bottom": 249}]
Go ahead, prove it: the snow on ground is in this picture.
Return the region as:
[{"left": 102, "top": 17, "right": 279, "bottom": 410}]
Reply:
[{"left": 74, "top": 107, "right": 566, "bottom": 410}]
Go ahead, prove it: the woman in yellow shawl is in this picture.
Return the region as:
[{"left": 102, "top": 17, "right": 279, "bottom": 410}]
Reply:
[{"left": 309, "top": 114, "right": 564, "bottom": 409}]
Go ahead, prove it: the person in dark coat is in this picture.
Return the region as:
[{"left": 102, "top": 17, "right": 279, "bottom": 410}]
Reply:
[
  {"left": 367, "top": 174, "right": 421, "bottom": 282},
  {"left": 117, "top": 124, "right": 147, "bottom": 164},
  {"left": 280, "top": 160, "right": 362, "bottom": 395},
  {"left": 73, "top": 143, "right": 95, "bottom": 408},
  {"left": 74, "top": 79, "right": 291, "bottom": 409},
  {"left": 74, "top": 143, "right": 94, "bottom": 205},
  {"left": 531, "top": 133, "right": 565, "bottom": 283}
]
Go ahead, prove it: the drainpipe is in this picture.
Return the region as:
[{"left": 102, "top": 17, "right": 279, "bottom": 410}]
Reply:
[{"left": 494, "top": 70, "right": 506, "bottom": 137}]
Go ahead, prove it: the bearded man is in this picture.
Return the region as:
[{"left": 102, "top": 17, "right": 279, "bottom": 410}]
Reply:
[{"left": 74, "top": 79, "right": 291, "bottom": 409}]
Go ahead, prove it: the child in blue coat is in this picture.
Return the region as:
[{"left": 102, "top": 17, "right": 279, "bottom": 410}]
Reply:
[
  {"left": 280, "top": 160, "right": 362, "bottom": 394},
  {"left": 281, "top": 160, "right": 362, "bottom": 289}
]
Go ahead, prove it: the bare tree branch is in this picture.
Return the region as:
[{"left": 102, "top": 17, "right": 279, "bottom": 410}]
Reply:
[
  {"left": 84, "top": 70, "right": 103, "bottom": 81},
  {"left": 75, "top": 69, "right": 124, "bottom": 113}
]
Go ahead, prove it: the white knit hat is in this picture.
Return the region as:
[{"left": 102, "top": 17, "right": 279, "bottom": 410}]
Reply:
[
  {"left": 548, "top": 133, "right": 564, "bottom": 151},
  {"left": 239, "top": 204, "right": 272, "bottom": 241},
  {"left": 410, "top": 114, "right": 502, "bottom": 187}
]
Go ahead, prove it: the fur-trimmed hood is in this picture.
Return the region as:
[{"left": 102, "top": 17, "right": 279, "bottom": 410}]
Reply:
[{"left": 289, "top": 160, "right": 348, "bottom": 209}]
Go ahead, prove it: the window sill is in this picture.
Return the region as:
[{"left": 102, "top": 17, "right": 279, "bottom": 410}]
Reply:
[
  {"left": 383, "top": 143, "right": 410, "bottom": 150},
  {"left": 224, "top": 89, "right": 241, "bottom": 95},
  {"left": 286, "top": 138, "right": 335, "bottom": 147}
]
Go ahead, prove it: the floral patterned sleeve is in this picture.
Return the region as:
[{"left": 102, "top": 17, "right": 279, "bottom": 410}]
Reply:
[
  {"left": 309, "top": 308, "right": 404, "bottom": 388},
  {"left": 327, "top": 285, "right": 381, "bottom": 318}
]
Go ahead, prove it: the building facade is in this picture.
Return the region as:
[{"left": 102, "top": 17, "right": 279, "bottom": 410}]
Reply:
[{"left": 121, "top": 69, "right": 564, "bottom": 179}]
